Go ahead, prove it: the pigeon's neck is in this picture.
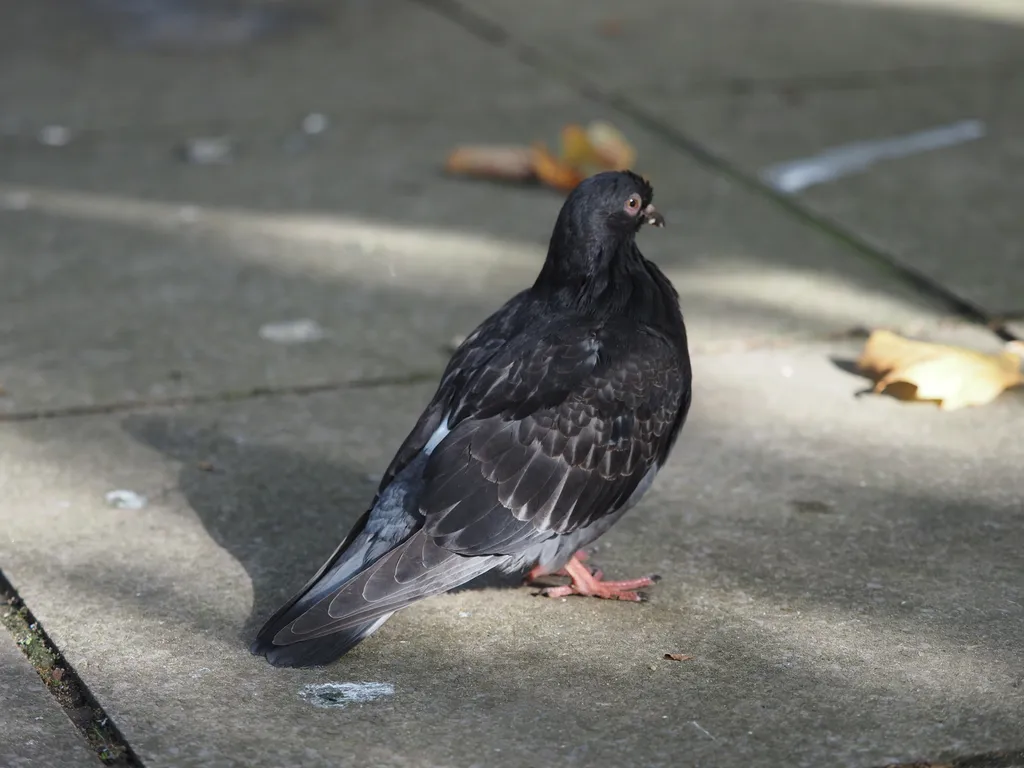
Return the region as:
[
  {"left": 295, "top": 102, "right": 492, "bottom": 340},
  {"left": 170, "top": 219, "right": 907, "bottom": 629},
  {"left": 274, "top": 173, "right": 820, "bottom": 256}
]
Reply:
[{"left": 533, "top": 241, "right": 682, "bottom": 331}]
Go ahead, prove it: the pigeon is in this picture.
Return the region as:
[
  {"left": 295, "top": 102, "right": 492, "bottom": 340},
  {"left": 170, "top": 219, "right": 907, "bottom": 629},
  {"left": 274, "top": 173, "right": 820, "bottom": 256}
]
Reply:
[{"left": 251, "top": 170, "right": 692, "bottom": 667}]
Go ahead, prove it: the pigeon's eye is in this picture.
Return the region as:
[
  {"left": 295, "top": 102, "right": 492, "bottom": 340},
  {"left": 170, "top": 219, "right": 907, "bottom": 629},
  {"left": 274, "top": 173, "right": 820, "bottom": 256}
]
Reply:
[{"left": 624, "top": 194, "right": 642, "bottom": 215}]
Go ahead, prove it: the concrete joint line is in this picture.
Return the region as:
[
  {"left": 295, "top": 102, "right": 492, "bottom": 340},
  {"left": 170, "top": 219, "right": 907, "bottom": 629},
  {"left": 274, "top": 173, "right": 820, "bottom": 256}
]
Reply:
[
  {"left": 0, "top": 571, "right": 144, "bottom": 766},
  {"left": 412, "top": 0, "right": 1020, "bottom": 345},
  {"left": 0, "top": 371, "right": 441, "bottom": 424}
]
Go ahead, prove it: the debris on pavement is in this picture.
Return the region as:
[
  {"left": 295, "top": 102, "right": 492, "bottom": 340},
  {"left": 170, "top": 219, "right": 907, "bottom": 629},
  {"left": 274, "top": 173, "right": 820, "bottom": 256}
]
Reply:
[
  {"left": 301, "top": 112, "right": 329, "bottom": 136},
  {"left": 37, "top": 125, "right": 73, "bottom": 147},
  {"left": 258, "top": 318, "right": 328, "bottom": 344},
  {"left": 760, "top": 119, "right": 986, "bottom": 194},
  {"left": 104, "top": 489, "right": 148, "bottom": 510},
  {"left": 663, "top": 653, "right": 695, "bottom": 662},
  {"left": 196, "top": 460, "right": 215, "bottom": 472},
  {"left": 298, "top": 682, "right": 395, "bottom": 709},
  {"left": 856, "top": 329, "right": 1024, "bottom": 411},
  {"left": 446, "top": 145, "right": 535, "bottom": 183},
  {"left": 283, "top": 112, "right": 331, "bottom": 154},
  {"left": 177, "top": 136, "right": 235, "bottom": 165},
  {"left": 445, "top": 120, "right": 637, "bottom": 193}
]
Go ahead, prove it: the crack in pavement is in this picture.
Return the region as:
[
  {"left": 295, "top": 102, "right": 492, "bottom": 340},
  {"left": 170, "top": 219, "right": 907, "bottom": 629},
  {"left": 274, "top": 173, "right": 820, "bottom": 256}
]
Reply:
[
  {"left": 679, "top": 62, "right": 1024, "bottom": 99},
  {"left": 0, "top": 570, "right": 145, "bottom": 767},
  {"left": 0, "top": 370, "right": 441, "bottom": 424},
  {"left": 411, "top": 0, "right": 1020, "bottom": 346},
  {"left": 0, "top": 317, "right": 991, "bottom": 425}
]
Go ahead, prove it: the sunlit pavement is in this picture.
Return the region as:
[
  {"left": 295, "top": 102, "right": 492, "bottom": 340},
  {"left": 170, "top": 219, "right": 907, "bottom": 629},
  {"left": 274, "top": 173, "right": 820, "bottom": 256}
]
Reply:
[{"left": 1, "top": 2, "right": 1022, "bottom": 766}]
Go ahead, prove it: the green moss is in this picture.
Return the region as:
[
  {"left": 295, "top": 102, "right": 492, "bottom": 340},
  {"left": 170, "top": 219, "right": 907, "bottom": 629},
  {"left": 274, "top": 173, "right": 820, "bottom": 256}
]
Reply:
[{"left": 2, "top": 590, "right": 136, "bottom": 766}]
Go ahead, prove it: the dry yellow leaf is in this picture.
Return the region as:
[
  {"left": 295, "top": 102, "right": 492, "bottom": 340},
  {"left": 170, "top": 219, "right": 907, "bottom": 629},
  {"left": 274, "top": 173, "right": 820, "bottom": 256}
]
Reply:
[
  {"left": 856, "top": 329, "right": 1024, "bottom": 411},
  {"left": 584, "top": 120, "right": 636, "bottom": 171},
  {"left": 445, "top": 120, "right": 638, "bottom": 193},
  {"left": 530, "top": 142, "right": 586, "bottom": 192},
  {"left": 558, "top": 123, "right": 595, "bottom": 170}
]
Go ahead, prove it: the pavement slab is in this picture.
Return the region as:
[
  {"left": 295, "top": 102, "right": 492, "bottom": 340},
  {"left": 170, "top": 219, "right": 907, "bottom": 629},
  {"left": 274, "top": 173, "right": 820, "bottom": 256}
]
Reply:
[
  {"left": 650, "top": 76, "right": 1024, "bottom": 316},
  {"left": 464, "top": 0, "right": 1024, "bottom": 316},
  {"left": 2, "top": 1, "right": 1022, "bottom": 766},
  {"left": 1, "top": 343, "right": 1022, "bottom": 768},
  {"left": 467, "top": 0, "right": 1024, "bottom": 91},
  {"left": 0, "top": 625, "right": 100, "bottom": 768},
  {"left": 0, "top": 0, "right": 960, "bottom": 416}
]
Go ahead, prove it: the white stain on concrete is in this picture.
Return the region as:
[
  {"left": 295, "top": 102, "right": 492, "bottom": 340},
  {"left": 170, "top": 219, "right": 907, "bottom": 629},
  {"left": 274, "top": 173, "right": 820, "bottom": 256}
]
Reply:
[
  {"left": 299, "top": 682, "right": 394, "bottom": 709},
  {"left": 105, "top": 489, "right": 148, "bottom": 510},
  {"left": 761, "top": 119, "right": 985, "bottom": 194}
]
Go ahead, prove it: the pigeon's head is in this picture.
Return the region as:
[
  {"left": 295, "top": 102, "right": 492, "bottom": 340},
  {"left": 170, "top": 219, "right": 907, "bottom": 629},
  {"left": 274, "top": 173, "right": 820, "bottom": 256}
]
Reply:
[
  {"left": 560, "top": 170, "right": 665, "bottom": 238},
  {"left": 540, "top": 170, "right": 666, "bottom": 290}
]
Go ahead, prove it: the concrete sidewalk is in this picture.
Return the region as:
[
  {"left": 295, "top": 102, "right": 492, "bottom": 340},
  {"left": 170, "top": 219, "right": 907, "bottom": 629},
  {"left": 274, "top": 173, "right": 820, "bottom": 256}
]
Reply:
[{"left": 1, "top": 1, "right": 1022, "bottom": 767}]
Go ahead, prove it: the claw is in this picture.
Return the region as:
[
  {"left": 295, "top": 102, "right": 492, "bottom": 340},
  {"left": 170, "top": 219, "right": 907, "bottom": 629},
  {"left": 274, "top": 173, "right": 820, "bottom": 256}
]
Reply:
[{"left": 534, "top": 554, "right": 659, "bottom": 602}]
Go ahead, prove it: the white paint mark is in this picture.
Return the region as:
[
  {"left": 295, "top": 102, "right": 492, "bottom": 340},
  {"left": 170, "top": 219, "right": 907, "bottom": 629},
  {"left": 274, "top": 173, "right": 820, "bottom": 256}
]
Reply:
[
  {"left": 258, "top": 318, "right": 327, "bottom": 344},
  {"left": 105, "top": 489, "right": 148, "bottom": 510},
  {"left": 690, "top": 721, "right": 716, "bottom": 741},
  {"left": 299, "top": 682, "right": 394, "bottom": 709},
  {"left": 761, "top": 119, "right": 985, "bottom": 194},
  {"left": 424, "top": 420, "right": 451, "bottom": 454}
]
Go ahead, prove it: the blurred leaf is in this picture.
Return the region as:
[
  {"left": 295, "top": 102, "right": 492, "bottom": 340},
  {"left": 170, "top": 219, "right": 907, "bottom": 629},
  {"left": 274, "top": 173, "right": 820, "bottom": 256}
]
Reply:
[
  {"left": 856, "top": 330, "right": 1024, "bottom": 411},
  {"left": 445, "top": 121, "right": 637, "bottom": 193},
  {"left": 444, "top": 145, "right": 534, "bottom": 182},
  {"left": 530, "top": 142, "right": 586, "bottom": 192}
]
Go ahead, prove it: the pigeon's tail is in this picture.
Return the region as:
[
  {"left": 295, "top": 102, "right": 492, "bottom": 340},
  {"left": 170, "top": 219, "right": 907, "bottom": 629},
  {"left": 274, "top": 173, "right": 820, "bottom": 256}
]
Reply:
[
  {"left": 255, "top": 614, "right": 394, "bottom": 668},
  {"left": 249, "top": 509, "right": 392, "bottom": 668},
  {"left": 251, "top": 525, "right": 508, "bottom": 668}
]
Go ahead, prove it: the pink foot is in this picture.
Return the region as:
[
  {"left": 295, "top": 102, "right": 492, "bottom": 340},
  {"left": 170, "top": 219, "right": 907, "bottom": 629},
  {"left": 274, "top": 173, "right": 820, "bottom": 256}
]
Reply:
[
  {"left": 535, "top": 555, "right": 659, "bottom": 603},
  {"left": 525, "top": 549, "right": 591, "bottom": 583}
]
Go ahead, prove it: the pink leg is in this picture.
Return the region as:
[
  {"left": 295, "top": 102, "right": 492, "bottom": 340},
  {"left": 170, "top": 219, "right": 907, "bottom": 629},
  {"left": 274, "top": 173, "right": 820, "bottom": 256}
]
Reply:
[
  {"left": 525, "top": 549, "right": 591, "bottom": 583},
  {"left": 536, "top": 555, "right": 659, "bottom": 603}
]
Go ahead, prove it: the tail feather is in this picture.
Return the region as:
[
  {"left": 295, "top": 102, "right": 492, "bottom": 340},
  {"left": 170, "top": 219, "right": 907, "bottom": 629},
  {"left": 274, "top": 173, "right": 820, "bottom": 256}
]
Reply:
[
  {"left": 252, "top": 528, "right": 506, "bottom": 665},
  {"left": 282, "top": 531, "right": 506, "bottom": 643},
  {"left": 250, "top": 510, "right": 379, "bottom": 665},
  {"left": 260, "top": 614, "right": 394, "bottom": 668}
]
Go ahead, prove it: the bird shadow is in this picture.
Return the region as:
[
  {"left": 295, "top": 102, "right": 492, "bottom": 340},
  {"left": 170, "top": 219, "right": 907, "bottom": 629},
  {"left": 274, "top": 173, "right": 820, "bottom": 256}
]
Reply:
[{"left": 121, "top": 411, "right": 531, "bottom": 646}]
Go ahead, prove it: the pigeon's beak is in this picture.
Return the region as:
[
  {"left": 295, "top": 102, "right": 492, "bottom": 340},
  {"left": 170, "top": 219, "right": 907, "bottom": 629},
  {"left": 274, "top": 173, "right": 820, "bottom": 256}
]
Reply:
[{"left": 642, "top": 203, "right": 665, "bottom": 228}]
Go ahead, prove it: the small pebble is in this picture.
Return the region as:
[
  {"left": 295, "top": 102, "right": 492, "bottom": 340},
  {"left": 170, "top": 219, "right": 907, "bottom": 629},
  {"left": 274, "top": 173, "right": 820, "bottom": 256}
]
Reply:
[
  {"left": 302, "top": 112, "right": 329, "bottom": 135},
  {"left": 178, "top": 136, "right": 234, "bottom": 165},
  {"left": 105, "top": 489, "right": 148, "bottom": 510},
  {"left": 38, "top": 125, "right": 72, "bottom": 147},
  {"left": 258, "top": 319, "right": 327, "bottom": 344}
]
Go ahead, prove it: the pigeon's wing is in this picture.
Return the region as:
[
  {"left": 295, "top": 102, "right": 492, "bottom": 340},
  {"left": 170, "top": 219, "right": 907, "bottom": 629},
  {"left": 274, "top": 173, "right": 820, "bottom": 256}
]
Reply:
[
  {"left": 260, "top": 320, "right": 689, "bottom": 650},
  {"left": 421, "top": 320, "right": 691, "bottom": 555},
  {"left": 373, "top": 301, "right": 528, "bottom": 498}
]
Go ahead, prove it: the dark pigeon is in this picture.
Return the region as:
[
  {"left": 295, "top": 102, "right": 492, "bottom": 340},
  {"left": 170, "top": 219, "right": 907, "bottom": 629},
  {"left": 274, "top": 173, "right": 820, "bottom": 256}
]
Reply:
[{"left": 251, "top": 170, "right": 692, "bottom": 667}]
